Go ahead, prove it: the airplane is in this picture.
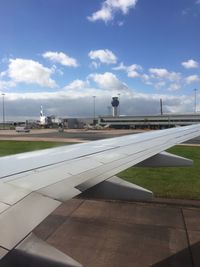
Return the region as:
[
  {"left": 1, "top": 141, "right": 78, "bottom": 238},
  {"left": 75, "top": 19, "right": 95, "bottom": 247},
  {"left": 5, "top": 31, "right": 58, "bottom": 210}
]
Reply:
[
  {"left": 0, "top": 124, "right": 200, "bottom": 267},
  {"left": 39, "top": 105, "right": 49, "bottom": 127}
]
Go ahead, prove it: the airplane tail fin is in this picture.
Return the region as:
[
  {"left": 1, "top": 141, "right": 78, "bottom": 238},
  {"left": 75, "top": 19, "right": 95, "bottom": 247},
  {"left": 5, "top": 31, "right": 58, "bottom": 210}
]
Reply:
[{"left": 40, "top": 105, "right": 43, "bottom": 117}]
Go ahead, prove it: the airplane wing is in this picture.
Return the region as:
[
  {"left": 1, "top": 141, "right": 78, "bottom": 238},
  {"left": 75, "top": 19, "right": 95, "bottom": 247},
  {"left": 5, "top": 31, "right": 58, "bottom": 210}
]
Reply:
[{"left": 0, "top": 124, "right": 200, "bottom": 266}]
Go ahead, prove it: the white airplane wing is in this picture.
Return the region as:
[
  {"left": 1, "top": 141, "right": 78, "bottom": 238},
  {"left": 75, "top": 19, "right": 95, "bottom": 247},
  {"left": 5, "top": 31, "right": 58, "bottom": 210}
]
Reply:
[{"left": 0, "top": 124, "right": 200, "bottom": 266}]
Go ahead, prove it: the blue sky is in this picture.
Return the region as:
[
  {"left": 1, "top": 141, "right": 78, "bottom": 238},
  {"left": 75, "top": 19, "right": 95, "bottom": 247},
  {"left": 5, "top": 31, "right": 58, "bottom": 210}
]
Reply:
[{"left": 0, "top": 0, "right": 200, "bottom": 120}]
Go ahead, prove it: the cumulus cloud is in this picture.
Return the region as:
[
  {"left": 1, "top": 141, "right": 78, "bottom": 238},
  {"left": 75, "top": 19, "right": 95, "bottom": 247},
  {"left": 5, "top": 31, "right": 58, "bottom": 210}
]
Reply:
[
  {"left": 42, "top": 51, "right": 78, "bottom": 67},
  {"left": 87, "top": 0, "right": 138, "bottom": 23},
  {"left": 181, "top": 59, "right": 199, "bottom": 69},
  {"left": 113, "top": 62, "right": 142, "bottom": 78},
  {"left": 149, "top": 68, "right": 181, "bottom": 82},
  {"left": 89, "top": 72, "right": 128, "bottom": 91},
  {"left": 114, "top": 63, "right": 183, "bottom": 90},
  {"left": 88, "top": 49, "right": 117, "bottom": 64},
  {"left": 8, "top": 58, "right": 57, "bottom": 88},
  {"left": 63, "top": 79, "right": 88, "bottom": 90},
  {"left": 147, "top": 68, "right": 183, "bottom": 90},
  {"left": 185, "top": 74, "right": 200, "bottom": 84}
]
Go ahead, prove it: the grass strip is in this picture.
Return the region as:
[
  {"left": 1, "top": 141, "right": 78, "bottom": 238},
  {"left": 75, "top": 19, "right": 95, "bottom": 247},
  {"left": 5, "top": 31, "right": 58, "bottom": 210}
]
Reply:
[
  {"left": 118, "top": 146, "right": 200, "bottom": 200},
  {"left": 0, "top": 140, "right": 69, "bottom": 156}
]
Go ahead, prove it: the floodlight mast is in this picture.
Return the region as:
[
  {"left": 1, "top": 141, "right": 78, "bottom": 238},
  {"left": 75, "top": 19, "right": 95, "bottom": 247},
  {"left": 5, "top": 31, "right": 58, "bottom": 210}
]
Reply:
[
  {"left": 93, "top": 96, "right": 96, "bottom": 125},
  {"left": 194, "top": 88, "right": 198, "bottom": 113},
  {"left": 1, "top": 93, "right": 5, "bottom": 129}
]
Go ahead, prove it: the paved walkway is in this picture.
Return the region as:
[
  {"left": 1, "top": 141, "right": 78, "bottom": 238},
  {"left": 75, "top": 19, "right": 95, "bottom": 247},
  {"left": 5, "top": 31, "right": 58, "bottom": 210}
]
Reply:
[{"left": 34, "top": 198, "right": 200, "bottom": 267}]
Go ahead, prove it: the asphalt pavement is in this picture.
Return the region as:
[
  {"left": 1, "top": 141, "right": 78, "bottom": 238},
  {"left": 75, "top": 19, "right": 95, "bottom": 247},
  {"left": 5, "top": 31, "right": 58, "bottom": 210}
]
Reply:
[{"left": 34, "top": 198, "right": 200, "bottom": 267}]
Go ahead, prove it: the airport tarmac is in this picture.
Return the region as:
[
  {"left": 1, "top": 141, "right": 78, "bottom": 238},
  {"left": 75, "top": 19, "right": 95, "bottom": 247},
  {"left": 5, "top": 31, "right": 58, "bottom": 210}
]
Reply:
[
  {"left": 0, "top": 128, "right": 199, "bottom": 144},
  {"left": 34, "top": 198, "right": 200, "bottom": 267},
  {"left": 0, "top": 129, "right": 144, "bottom": 142}
]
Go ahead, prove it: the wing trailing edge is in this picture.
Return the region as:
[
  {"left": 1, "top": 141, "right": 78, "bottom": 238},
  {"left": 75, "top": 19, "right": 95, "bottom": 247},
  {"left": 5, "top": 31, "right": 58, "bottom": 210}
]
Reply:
[
  {"left": 79, "top": 176, "right": 153, "bottom": 201},
  {"left": 136, "top": 151, "right": 193, "bottom": 167}
]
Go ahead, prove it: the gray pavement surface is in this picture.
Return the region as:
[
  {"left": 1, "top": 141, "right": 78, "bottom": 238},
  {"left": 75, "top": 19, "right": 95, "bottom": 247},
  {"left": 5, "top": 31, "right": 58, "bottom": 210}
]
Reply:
[
  {"left": 0, "top": 128, "right": 199, "bottom": 143},
  {"left": 34, "top": 199, "right": 200, "bottom": 267},
  {"left": 27, "top": 131, "right": 130, "bottom": 140},
  {"left": 0, "top": 129, "right": 141, "bottom": 141},
  {"left": 183, "top": 136, "right": 200, "bottom": 144}
]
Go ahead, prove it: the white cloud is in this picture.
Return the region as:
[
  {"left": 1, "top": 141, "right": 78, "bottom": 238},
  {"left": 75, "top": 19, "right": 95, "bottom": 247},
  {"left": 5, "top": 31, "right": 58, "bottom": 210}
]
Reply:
[
  {"left": 0, "top": 80, "right": 16, "bottom": 90},
  {"left": 88, "top": 49, "right": 117, "bottom": 64},
  {"left": 149, "top": 68, "right": 181, "bottom": 82},
  {"left": 141, "top": 73, "right": 151, "bottom": 82},
  {"left": 148, "top": 68, "right": 182, "bottom": 90},
  {"left": 87, "top": 0, "right": 138, "bottom": 23},
  {"left": 154, "top": 81, "right": 167, "bottom": 89},
  {"left": 89, "top": 72, "right": 128, "bottom": 91},
  {"left": 185, "top": 75, "right": 200, "bottom": 84},
  {"left": 113, "top": 62, "right": 143, "bottom": 78},
  {"left": 0, "top": 71, "right": 7, "bottom": 78},
  {"left": 114, "top": 63, "right": 183, "bottom": 90},
  {"left": 168, "top": 83, "right": 181, "bottom": 91},
  {"left": 64, "top": 79, "right": 88, "bottom": 90},
  {"left": 90, "top": 61, "right": 100, "bottom": 69},
  {"left": 88, "top": 7, "right": 113, "bottom": 23},
  {"left": 8, "top": 58, "right": 57, "bottom": 88},
  {"left": 181, "top": 59, "right": 199, "bottom": 69},
  {"left": 42, "top": 51, "right": 78, "bottom": 67}
]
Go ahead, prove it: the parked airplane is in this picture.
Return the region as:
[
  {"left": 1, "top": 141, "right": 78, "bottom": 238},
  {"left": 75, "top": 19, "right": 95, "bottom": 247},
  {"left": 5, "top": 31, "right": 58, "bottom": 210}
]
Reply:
[
  {"left": 39, "top": 105, "right": 48, "bottom": 127},
  {"left": 0, "top": 124, "right": 200, "bottom": 266}
]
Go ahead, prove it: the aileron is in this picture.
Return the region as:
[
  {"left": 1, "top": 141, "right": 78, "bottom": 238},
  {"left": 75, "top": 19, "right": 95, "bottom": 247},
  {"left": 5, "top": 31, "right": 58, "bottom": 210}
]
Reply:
[{"left": 0, "top": 192, "right": 60, "bottom": 250}]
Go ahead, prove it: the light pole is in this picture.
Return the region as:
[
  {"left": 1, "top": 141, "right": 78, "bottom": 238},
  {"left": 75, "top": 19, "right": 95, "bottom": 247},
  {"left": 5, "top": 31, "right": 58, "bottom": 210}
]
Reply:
[
  {"left": 93, "top": 95, "right": 96, "bottom": 125},
  {"left": 194, "top": 88, "right": 198, "bottom": 113},
  {"left": 118, "top": 93, "right": 120, "bottom": 116},
  {"left": 2, "top": 93, "right": 5, "bottom": 129}
]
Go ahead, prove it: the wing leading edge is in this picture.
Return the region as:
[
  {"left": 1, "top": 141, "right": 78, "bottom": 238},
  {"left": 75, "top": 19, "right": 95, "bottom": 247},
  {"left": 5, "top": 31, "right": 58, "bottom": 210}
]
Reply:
[{"left": 0, "top": 124, "right": 200, "bottom": 266}]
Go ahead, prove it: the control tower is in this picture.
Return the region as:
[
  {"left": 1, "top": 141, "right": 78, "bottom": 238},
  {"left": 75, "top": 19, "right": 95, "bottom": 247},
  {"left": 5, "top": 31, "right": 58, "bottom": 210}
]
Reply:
[{"left": 111, "top": 97, "right": 119, "bottom": 117}]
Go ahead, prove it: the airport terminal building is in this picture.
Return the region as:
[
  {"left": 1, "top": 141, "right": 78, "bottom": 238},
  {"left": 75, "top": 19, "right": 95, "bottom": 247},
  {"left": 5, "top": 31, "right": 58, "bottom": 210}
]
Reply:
[{"left": 98, "top": 114, "right": 200, "bottom": 129}]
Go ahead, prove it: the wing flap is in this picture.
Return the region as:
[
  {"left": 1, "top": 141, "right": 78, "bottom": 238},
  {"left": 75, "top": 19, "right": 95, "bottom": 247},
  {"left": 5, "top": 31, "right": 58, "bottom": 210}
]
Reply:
[
  {"left": 0, "top": 192, "right": 60, "bottom": 250},
  {"left": 38, "top": 186, "right": 81, "bottom": 203},
  {"left": 0, "top": 182, "right": 31, "bottom": 205},
  {"left": 0, "top": 203, "right": 9, "bottom": 214},
  {"left": 0, "top": 247, "right": 8, "bottom": 260}
]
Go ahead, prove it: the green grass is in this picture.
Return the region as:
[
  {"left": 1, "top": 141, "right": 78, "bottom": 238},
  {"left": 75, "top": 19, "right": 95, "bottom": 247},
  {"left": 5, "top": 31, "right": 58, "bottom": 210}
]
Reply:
[
  {"left": 0, "top": 140, "right": 69, "bottom": 156},
  {"left": 119, "top": 146, "right": 200, "bottom": 200}
]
